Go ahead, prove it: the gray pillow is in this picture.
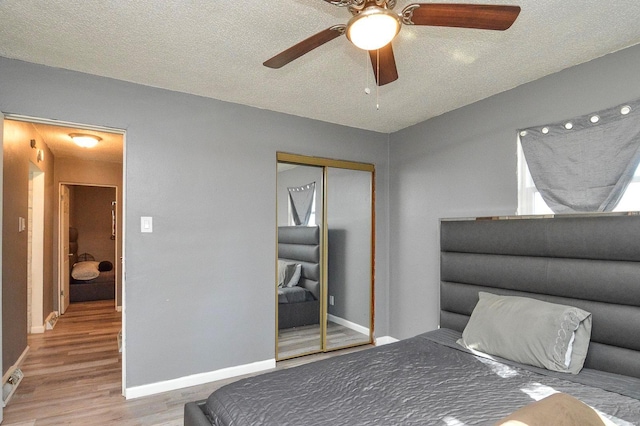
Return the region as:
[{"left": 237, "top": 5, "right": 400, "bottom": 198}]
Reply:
[
  {"left": 458, "top": 292, "right": 592, "bottom": 374},
  {"left": 277, "top": 260, "right": 297, "bottom": 288},
  {"left": 286, "top": 263, "right": 302, "bottom": 288}
]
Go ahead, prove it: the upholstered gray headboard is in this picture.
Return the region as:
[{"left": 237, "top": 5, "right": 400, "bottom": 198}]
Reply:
[
  {"left": 440, "top": 215, "right": 640, "bottom": 379},
  {"left": 278, "top": 226, "right": 320, "bottom": 299}
]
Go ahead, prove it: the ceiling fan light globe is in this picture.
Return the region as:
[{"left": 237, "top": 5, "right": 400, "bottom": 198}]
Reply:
[{"left": 347, "top": 7, "right": 401, "bottom": 51}]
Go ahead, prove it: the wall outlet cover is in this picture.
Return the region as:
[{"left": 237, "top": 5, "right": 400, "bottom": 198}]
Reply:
[{"left": 141, "top": 216, "right": 153, "bottom": 233}]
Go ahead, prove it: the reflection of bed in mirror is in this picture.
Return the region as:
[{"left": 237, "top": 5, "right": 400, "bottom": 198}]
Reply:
[
  {"left": 69, "top": 227, "right": 115, "bottom": 302},
  {"left": 277, "top": 226, "right": 320, "bottom": 329}
]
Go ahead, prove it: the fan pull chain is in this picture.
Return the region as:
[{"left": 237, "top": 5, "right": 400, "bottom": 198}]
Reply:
[
  {"left": 364, "top": 50, "right": 380, "bottom": 111},
  {"left": 376, "top": 49, "right": 380, "bottom": 110},
  {"left": 364, "top": 50, "right": 371, "bottom": 96}
]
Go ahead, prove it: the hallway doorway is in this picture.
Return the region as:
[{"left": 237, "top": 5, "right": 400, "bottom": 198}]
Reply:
[{"left": 2, "top": 115, "right": 126, "bottom": 400}]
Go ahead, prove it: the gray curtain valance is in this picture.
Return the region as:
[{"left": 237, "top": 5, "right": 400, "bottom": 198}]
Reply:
[
  {"left": 519, "top": 99, "right": 640, "bottom": 214},
  {"left": 288, "top": 182, "right": 315, "bottom": 226}
]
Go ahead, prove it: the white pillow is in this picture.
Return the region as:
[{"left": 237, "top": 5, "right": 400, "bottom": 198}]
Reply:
[
  {"left": 458, "top": 292, "right": 592, "bottom": 374},
  {"left": 71, "top": 261, "right": 100, "bottom": 280}
]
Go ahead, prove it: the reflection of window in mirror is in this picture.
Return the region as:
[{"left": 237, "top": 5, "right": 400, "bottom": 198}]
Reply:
[
  {"left": 288, "top": 188, "right": 316, "bottom": 226},
  {"left": 288, "top": 181, "right": 317, "bottom": 226}
]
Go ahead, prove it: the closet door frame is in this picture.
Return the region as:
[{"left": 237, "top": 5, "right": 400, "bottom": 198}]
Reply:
[{"left": 276, "top": 152, "right": 375, "bottom": 359}]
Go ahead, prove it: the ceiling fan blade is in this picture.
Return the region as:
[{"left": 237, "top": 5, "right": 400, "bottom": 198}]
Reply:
[
  {"left": 263, "top": 25, "right": 346, "bottom": 69},
  {"left": 369, "top": 43, "right": 398, "bottom": 86},
  {"left": 402, "top": 3, "right": 521, "bottom": 30}
]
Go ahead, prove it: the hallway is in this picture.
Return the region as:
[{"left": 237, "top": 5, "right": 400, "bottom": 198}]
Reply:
[{"left": 3, "top": 300, "right": 129, "bottom": 424}]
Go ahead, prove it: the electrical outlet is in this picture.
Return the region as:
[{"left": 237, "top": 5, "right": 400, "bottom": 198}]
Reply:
[{"left": 329, "top": 295, "right": 335, "bottom": 306}]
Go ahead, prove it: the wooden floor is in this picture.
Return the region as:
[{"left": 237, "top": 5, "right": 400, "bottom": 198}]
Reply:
[
  {"left": 278, "top": 321, "right": 370, "bottom": 359},
  {"left": 3, "top": 300, "right": 370, "bottom": 425}
]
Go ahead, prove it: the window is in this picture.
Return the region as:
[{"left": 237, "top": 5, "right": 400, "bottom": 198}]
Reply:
[
  {"left": 518, "top": 138, "right": 640, "bottom": 215},
  {"left": 288, "top": 187, "right": 317, "bottom": 226}
]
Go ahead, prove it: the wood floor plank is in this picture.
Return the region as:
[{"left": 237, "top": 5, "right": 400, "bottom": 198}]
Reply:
[{"left": 3, "top": 300, "right": 371, "bottom": 425}]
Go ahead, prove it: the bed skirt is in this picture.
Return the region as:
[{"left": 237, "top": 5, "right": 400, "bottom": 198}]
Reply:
[
  {"left": 70, "top": 282, "right": 115, "bottom": 302},
  {"left": 278, "top": 300, "right": 319, "bottom": 329}
]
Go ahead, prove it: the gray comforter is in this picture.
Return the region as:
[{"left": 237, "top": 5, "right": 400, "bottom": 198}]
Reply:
[
  {"left": 202, "top": 329, "right": 640, "bottom": 425},
  {"left": 277, "top": 286, "right": 313, "bottom": 304}
]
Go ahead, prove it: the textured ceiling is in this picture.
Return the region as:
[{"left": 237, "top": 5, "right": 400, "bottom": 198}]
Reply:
[{"left": 2, "top": 1, "right": 640, "bottom": 134}]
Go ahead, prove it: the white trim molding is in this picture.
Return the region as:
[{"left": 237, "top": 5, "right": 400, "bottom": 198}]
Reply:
[
  {"left": 2, "top": 346, "right": 29, "bottom": 406},
  {"left": 375, "top": 336, "right": 399, "bottom": 346},
  {"left": 45, "top": 311, "right": 59, "bottom": 330},
  {"left": 1, "top": 346, "right": 29, "bottom": 384},
  {"left": 124, "top": 358, "right": 276, "bottom": 400},
  {"left": 328, "top": 314, "right": 370, "bottom": 336},
  {"left": 30, "top": 324, "right": 45, "bottom": 334}
]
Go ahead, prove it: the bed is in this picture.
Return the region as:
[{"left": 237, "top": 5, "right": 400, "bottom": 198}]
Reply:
[
  {"left": 185, "top": 214, "right": 640, "bottom": 425},
  {"left": 69, "top": 227, "right": 115, "bottom": 302},
  {"left": 277, "top": 226, "right": 321, "bottom": 329}
]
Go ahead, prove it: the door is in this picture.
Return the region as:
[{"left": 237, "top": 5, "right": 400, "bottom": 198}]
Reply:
[
  {"left": 276, "top": 162, "right": 324, "bottom": 359},
  {"left": 60, "top": 185, "right": 70, "bottom": 314},
  {"left": 325, "top": 166, "right": 373, "bottom": 351},
  {"left": 1, "top": 113, "right": 5, "bottom": 423},
  {"left": 275, "top": 153, "right": 374, "bottom": 360}
]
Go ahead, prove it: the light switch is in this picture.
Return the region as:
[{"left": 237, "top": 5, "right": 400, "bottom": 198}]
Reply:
[{"left": 141, "top": 216, "right": 153, "bottom": 233}]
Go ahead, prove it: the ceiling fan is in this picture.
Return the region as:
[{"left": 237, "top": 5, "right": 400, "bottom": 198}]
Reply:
[{"left": 263, "top": 1, "right": 521, "bottom": 86}]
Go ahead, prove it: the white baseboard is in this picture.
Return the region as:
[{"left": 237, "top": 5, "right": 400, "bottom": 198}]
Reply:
[
  {"left": 328, "top": 314, "right": 369, "bottom": 336},
  {"left": 2, "top": 346, "right": 29, "bottom": 384},
  {"left": 32, "top": 311, "right": 57, "bottom": 334},
  {"left": 125, "top": 358, "right": 276, "bottom": 400},
  {"left": 2, "top": 368, "right": 24, "bottom": 407},
  {"left": 45, "top": 311, "right": 59, "bottom": 330},
  {"left": 30, "top": 324, "right": 46, "bottom": 334},
  {"left": 375, "top": 336, "right": 399, "bottom": 346}
]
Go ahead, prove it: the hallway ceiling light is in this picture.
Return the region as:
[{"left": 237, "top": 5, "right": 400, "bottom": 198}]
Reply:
[{"left": 69, "top": 133, "right": 101, "bottom": 148}]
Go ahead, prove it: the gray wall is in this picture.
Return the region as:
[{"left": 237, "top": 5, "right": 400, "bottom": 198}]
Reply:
[
  {"left": 2, "top": 120, "right": 55, "bottom": 375},
  {"left": 0, "top": 56, "right": 390, "bottom": 388},
  {"left": 72, "top": 186, "right": 117, "bottom": 266},
  {"left": 388, "top": 44, "right": 640, "bottom": 339}
]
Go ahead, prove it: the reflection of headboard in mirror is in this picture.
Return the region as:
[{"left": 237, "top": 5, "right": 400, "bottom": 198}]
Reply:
[
  {"left": 277, "top": 226, "right": 320, "bottom": 330},
  {"left": 278, "top": 226, "right": 320, "bottom": 299}
]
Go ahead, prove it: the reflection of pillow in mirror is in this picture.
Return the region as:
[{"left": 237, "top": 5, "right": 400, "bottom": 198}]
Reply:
[
  {"left": 286, "top": 264, "right": 302, "bottom": 287},
  {"left": 278, "top": 260, "right": 297, "bottom": 288}
]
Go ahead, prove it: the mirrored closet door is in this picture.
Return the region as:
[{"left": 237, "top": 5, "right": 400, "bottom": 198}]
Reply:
[
  {"left": 325, "top": 166, "right": 373, "bottom": 350},
  {"left": 276, "top": 153, "right": 374, "bottom": 360}
]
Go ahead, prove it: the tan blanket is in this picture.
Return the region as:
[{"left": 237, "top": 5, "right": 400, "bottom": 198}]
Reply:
[{"left": 496, "top": 393, "right": 613, "bottom": 426}]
